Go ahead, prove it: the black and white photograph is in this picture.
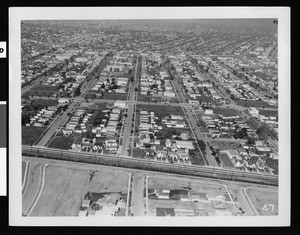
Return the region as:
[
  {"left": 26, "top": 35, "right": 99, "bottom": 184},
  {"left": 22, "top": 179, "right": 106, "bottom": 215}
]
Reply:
[{"left": 8, "top": 7, "right": 290, "bottom": 226}]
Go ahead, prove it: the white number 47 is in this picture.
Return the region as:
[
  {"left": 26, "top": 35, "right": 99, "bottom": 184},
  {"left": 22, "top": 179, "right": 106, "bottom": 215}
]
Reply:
[{"left": 262, "top": 204, "right": 274, "bottom": 213}]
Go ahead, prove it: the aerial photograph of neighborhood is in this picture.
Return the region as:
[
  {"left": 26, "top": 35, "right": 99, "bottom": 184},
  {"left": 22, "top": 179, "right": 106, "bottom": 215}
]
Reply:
[{"left": 21, "top": 18, "right": 279, "bottom": 217}]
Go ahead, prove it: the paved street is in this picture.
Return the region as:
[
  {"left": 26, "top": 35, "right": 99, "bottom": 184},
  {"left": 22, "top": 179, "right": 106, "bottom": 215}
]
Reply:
[
  {"left": 130, "top": 174, "right": 145, "bottom": 216},
  {"left": 119, "top": 61, "right": 138, "bottom": 156},
  {"left": 35, "top": 101, "right": 80, "bottom": 146},
  {"left": 172, "top": 78, "right": 218, "bottom": 166}
]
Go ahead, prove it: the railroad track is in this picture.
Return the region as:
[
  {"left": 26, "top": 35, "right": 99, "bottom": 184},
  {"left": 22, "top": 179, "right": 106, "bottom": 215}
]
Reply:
[{"left": 22, "top": 145, "right": 278, "bottom": 186}]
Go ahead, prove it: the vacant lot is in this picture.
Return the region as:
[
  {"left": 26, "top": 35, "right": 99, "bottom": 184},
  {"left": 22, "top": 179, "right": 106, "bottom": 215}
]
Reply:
[
  {"left": 22, "top": 161, "right": 26, "bottom": 182},
  {"left": 22, "top": 160, "right": 45, "bottom": 215},
  {"left": 31, "top": 99, "right": 58, "bottom": 108},
  {"left": 30, "top": 165, "right": 89, "bottom": 216},
  {"left": 196, "top": 95, "right": 214, "bottom": 104},
  {"left": 259, "top": 110, "right": 278, "bottom": 119},
  {"left": 217, "top": 152, "right": 234, "bottom": 168},
  {"left": 136, "top": 104, "right": 184, "bottom": 120},
  {"left": 22, "top": 126, "right": 46, "bottom": 145},
  {"left": 29, "top": 164, "right": 129, "bottom": 216},
  {"left": 23, "top": 90, "right": 57, "bottom": 97},
  {"left": 84, "top": 92, "right": 97, "bottom": 99},
  {"left": 212, "top": 108, "right": 239, "bottom": 116},
  {"left": 101, "top": 92, "right": 128, "bottom": 100},
  {"left": 264, "top": 157, "right": 278, "bottom": 175},
  {"left": 31, "top": 85, "right": 59, "bottom": 91},
  {"left": 236, "top": 100, "right": 276, "bottom": 108},
  {"left": 246, "top": 187, "right": 278, "bottom": 216},
  {"left": 48, "top": 133, "right": 76, "bottom": 150},
  {"left": 210, "top": 140, "right": 244, "bottom": 152}
]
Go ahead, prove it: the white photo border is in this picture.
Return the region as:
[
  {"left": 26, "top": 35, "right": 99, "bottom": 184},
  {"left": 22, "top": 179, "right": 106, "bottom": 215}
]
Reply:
[{"left": 9, "top": 7, "right": 290, "bottom": 226}]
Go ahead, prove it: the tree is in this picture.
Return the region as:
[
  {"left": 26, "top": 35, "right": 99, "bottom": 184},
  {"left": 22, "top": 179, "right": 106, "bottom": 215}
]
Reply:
[
  {"left": 197, "top": 139, "right": 206, "bottom": 152},
  {"left": 230, "top": 94, "right": 235, "bottom": 100}
]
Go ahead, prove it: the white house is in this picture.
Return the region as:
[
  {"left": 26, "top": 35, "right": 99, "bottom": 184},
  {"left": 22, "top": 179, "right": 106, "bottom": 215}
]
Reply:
[
  {"left": 175, "top": 140, "right": 195, "bottom": 150},
  {"left": 58, "top": 98, "right": 70, "bottom": 104}
]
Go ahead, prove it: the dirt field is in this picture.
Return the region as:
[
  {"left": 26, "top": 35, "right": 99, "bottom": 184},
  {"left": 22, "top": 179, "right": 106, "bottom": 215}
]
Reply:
[
  {"left": 22, "top": 160, "right": 45, "bottom": 215},
  {"left": 246, "top": 187, "right": 278, "bottom": 216},
  {"left": 22, "top": 161, "right": 26, "bottom": 182},
  {"left": 212, "top": 108, "right": 239, "bottom": 116},
  {"left": 29, "top": 164, "right": 129, "bottom": 216}
]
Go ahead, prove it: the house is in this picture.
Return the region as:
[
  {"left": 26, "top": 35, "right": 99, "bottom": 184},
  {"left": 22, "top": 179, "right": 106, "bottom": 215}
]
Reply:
[
  {"left": 82, "top": 199, "right": 91, "bottom": 208},
  {"left": 180, "top": 132, "right": 190, "bottom": 140},
  {"left": 244, "top": 159, "right": 257, "bottom": 169},
  {"left": 114, "top": 100, "right": 127, "bottom": 109},
  {"left": 78, "top": 210, "right": 88, "bottom": 217},
  {"left": 168, "top": 151, "right": 178, "bottom": 161},
  {"left": 234, "top": 160, "right": 244, "bottom": 168},
  {"left": 58, "top": 98, "right": 70, "bottom": 104},
  {"left": 270, "top": 153, "right": 278, "bottom": 160},
  {"left": 175, "top": 140, "right": 195, "bottom": 150},
  {"left": 155, "top": 188, "right": 170, "bottom": 199},
  {"left": 139, "top": 134, "right": 151, "bottom": 143},
  {"left": 256, "top": 145, "right": 271, "bottom": 153},
  {"left": 211, "top": 200, "right": 226, "bottom": 209},
  {"left": 156, "top": 150, "right": 167, "bottom": 159},
  {"left": 71, "top": 137, "right": 83, "bottom": 149},
  {"left": 205, "top": 109, "right": 214, "bottom": 115},
  {"left": 165, "top": 139, "right": 172, "bottom": 148},
  {"left": 164, "top": 91, "right": 176, "bottom": 97},
  {"left": 223, "top": 150, "right": 242, "bottom": 160},
  {"left": 171, "top": 114, "right": 184, "bottom": 120},
  {"left": 248, "top": 107, "right": 259, "bottom": 117},
  {"left": 189, "top": 193, "right": 201, "bottom": 202},
  {"left": 189, "top": 98, "right": 199, "bottom": 105},
  {"left": 174, "top": 209, "right": 195, "bottom": 216},
  {"left": 180, "top": 194, "right": 189, "bottom": 202},
  {"left": 207, "top": 192, "right": 226, "bottom": 202}
]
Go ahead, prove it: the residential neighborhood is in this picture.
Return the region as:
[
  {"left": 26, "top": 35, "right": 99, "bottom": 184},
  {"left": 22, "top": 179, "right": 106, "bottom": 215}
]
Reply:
[{"left": 21, "top": 18, "right": 280, "bottom": 219}]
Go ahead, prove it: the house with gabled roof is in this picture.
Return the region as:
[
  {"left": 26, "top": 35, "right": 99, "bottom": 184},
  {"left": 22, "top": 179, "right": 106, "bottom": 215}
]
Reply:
[
  {"left": 211, "top": 200, "right": 227, "bottom": 209},
  {"left": 206, "top": 192, "right": 226, "bottom": 202},
  {"left": 168, "top": 151, "right": 178, "bottom": 161},
  {"left": 156, "top": 150, "right": 167, "bottom": 159},
  {"left": 234, "top": 160, "right": 244, "bottom": 168},
  {"left": 244, "top": 158, "right": 257, "bottom": 169}
]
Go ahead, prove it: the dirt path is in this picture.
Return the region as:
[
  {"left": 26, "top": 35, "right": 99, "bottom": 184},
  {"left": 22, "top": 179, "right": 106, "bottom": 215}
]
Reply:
[{"left": 25, "top": 164, "right": 48, "bottom": 216}]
